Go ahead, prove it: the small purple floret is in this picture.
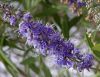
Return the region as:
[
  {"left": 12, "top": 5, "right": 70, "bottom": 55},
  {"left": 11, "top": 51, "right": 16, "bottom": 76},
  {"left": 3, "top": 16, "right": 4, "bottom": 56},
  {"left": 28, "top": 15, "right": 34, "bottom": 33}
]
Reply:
[
  {"left": 23, "top": 12, "right": 32, "bottom": 21},
  {"left": 9, "top": 16, "right": 16, "bottom": 26}
]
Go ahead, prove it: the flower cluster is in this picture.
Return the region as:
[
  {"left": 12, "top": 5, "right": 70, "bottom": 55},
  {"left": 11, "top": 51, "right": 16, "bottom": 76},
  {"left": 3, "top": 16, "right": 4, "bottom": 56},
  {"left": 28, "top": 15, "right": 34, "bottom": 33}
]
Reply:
[
  {"left": 0, "top": 4, "right": 93, "bottom": 71},
  {"left": 61, "top": 0, "right": 100, "bottom": 26},
  {"left": 61, "top": 0, "right": 86, "bottom": 15},
  {"left": 0, "top": 3, "right": 23, "bottom": 26}
]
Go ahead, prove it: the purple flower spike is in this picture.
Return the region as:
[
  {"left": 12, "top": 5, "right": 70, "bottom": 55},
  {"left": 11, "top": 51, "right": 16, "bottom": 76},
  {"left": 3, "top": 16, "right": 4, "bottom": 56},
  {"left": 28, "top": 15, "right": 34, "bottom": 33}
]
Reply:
[
  {"left": 0, "top": 3, "right": 94, "bottom": 72},
  {"left": 18, "top": 20, "right": 94, "bottom": 71}
]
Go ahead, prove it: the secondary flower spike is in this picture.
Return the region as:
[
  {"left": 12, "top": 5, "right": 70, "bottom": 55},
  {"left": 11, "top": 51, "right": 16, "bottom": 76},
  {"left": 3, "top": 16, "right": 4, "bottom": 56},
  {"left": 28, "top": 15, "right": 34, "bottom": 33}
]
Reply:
[
  {"left": 61, "top": 0, "right": 86, "bottom": 15},
  {"left": 0, "top": 4, "right": 94, "bottom": 71}
]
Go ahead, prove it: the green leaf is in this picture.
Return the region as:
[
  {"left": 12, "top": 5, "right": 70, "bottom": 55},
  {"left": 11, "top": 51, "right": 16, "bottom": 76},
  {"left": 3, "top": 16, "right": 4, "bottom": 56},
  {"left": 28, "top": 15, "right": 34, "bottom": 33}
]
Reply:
[
  {"left": 92, "top": 44, "right": 100, "bottom": 60},
  {"left": 0, "top": 50, "right": 19, "bottom": 77},
  {"left": 21, "top": 57, "right": 40, "bottom": 74},
  {"left": 29, "top": 63, "right": 40, "bottom": 74},
  {"left": 0, "top": 36, "right": 19, "bottom": 76},
  {"left": 35, "top": 5, "right": 67, "bottom": 17},
  {"left": 39, "top": 56, "right": 52, "bottom": 77},
  {"left": 69, "top": 15, "right": 82, "bottom": 29},
  {"left": 5, "top": 65, "right": 18, "bottom": 77},
  {"left": 61, "top": 15, "right": 69, "bottom": 39},
  {"left": 43, "top": 0, "right": 52, "bottom": 5},
  {"left": 53, "top": 14, "right": 61, "bottom": 28},
  {"left": 18, "top": 0, "right": 24, "bottom": 3},
  {"left": 35, "top": 6, "right": 59, "bottom": 17},
  {"left": 85, "top": 33, "right": 94, "bottom": 49},
  {"left": 41, "top": 62, "right": 52, "bottom": 77},
  {"left": 21, "top": 57, "right": 36, "bottom": 64},
  {"left": 23, "top": 0, "right": 31, "bottom": 10},
  {"left": 85, "top": 33, "right": 100, "bottom": 60},
  {"left": 96, "top": 72, "right": 100, "bottom": 77}
]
